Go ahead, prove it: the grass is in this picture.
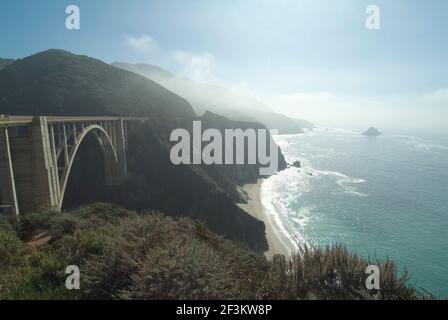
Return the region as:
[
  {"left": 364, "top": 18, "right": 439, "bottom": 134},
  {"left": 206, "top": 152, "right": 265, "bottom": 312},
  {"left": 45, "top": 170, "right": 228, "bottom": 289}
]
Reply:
[{"left": 0, "top": 203, "right": 431, "bottom": 300}]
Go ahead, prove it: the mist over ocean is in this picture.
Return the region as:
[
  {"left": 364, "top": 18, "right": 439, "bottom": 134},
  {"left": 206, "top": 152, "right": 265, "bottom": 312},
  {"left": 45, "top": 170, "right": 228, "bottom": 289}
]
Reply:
[{"left": 262, "top": 128, "right": 448, "bottom": 297}]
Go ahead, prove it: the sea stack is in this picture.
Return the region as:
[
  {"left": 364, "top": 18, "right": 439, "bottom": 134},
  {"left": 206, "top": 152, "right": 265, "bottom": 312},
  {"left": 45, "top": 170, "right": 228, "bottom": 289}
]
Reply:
[
  {"left": 363, "top": 127, "right": 382, "bottom": 136},
  {"left": 292, "top": 160, "right": 301, "bottom": 168}
]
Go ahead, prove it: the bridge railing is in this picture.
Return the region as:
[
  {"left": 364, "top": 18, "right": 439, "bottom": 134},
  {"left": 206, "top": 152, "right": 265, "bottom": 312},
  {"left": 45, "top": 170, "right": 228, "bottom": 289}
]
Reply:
[{"left": 0, "top": 115, "right": 34, "bottom": 126}]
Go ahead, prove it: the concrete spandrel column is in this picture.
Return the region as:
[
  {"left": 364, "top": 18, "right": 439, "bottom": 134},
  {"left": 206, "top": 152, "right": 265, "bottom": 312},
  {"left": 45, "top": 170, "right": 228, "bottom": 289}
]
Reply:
[{"left": 0, "top": 127, "right": 19, "bottom": 216}]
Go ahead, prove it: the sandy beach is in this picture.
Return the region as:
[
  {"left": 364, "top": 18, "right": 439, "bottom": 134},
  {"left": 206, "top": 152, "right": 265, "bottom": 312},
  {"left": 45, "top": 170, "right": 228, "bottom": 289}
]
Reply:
[{"left": 238, "top": 179, "right": 297, "bottom": 259}]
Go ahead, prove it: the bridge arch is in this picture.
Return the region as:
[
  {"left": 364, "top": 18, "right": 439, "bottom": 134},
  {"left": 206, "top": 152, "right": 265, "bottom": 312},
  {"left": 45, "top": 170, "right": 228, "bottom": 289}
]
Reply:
[
  {"left": 57, "top": 125, "right": 119, "bottom": 211},
  {"left": 1, "top": 116, "right": 141, "bottom": 215}
]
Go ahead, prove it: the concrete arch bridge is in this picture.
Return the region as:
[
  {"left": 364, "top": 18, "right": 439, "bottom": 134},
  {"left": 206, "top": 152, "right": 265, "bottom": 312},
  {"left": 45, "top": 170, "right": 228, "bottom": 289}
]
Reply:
[{"left": 0, "top": 115, "right": 145, "bottom": 215}]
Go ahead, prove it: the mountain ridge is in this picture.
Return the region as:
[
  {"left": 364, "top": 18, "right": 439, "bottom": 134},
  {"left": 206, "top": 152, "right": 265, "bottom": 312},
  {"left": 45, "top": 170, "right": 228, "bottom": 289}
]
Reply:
[
  {"left": 0, "top": 58, "right": 14, "bottom": 70},
  {"left": 112, "top": 61, "right": 314, "bottom": 134},
  {"left": 0, "top": 49, "right": 195, "bottom": 119}
]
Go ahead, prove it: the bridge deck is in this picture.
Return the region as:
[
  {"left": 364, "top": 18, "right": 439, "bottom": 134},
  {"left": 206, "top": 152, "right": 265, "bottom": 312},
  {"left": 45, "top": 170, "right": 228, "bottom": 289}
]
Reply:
[
  {"left": 0, "top": 116, "right": 34, "bottom": 126},
  {"left": 0, "top": 115, "right": 146, "bottom": 127}
]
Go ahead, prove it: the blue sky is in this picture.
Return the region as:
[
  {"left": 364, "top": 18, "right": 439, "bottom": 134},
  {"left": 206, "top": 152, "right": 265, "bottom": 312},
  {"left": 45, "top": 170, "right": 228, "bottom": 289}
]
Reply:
[{"left": 1, "top": 0, "right": 447, "bottom": 130}]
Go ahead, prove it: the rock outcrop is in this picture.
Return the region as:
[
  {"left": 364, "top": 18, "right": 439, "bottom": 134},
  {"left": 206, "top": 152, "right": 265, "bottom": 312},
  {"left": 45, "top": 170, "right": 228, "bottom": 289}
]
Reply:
[
  {"left": 363, "top": 127, "right": 382, "bottom": 136},
  {"left": 292, "top": 161, "right": 301, "bottom": 168}
]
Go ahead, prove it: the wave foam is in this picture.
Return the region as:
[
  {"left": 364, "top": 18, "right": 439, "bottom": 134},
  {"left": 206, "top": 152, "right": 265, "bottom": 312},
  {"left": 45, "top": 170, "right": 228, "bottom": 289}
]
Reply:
[
  {"left": 397, "top": 135, "right": 448, "bottom": 153},
  {"left": 261, "top": 169, "right": 311, "bottom": 251},
  {"left": 313, "top": 169, "right": 367, "bottom": 197}
]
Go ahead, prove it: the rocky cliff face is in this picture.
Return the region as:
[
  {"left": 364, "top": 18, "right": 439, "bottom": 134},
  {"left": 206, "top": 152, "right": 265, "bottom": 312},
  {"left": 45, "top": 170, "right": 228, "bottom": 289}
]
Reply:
[
  {"left": 64, "top": 117, "right": 271, "bottom": 252},
  {"left": 125, "top": 120, "right": 269, "bottom": 252},
  {"left": 198, "top": 111, "right": 287, "bottom": 202}
]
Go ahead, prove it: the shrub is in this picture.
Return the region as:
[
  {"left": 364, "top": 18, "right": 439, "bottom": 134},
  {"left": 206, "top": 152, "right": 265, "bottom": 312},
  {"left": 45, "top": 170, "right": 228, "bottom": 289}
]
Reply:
[
  {"left": 0, "top": 215, "right": 16, "bottom": 235},
  {"left": 75, "top": 203, "right": 137, "bottom": 223},
  {"left": 120, "top": 239, "right": 237, "bottom": 299},
  {"left": 0, "top": 231, "right": 28, "bottom": 268},
  {"left": 17, "top": 210, "right": 60, "bottom": 241},
  {"left": 0, "top": 204, "right": 427, "bottom": 300},
  {"left": 266, "top": 245, "right": 419, "bottom": 300},
  {"left": 80, "top": 214, "right": 214, "bottom": 298}
]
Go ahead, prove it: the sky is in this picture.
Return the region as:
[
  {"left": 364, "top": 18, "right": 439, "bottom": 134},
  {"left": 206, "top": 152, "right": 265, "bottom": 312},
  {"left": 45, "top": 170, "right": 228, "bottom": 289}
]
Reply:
[{"left": 1, "top": 0, "right": 447, "bottom": 131}]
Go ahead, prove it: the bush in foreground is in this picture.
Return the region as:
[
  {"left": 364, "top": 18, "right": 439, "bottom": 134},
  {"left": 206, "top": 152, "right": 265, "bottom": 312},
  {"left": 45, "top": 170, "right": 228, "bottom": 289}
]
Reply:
[{"left": 0, "top": 203, "right": 427, "bottom": 300}]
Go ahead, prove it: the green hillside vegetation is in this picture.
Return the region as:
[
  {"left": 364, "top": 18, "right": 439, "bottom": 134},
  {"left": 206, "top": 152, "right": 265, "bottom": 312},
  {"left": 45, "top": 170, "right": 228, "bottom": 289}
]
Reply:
[
  {"left": 0, "top": 50, "right": 195, "bottom": 118},
  {"left": 0, "top": 203, "right": 422, "bottom": 300}
]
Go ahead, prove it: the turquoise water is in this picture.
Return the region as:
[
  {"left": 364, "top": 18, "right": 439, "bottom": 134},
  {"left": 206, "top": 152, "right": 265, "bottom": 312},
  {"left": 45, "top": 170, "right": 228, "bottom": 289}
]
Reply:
[{"left": 262, "top": 128, "right": 448, "bottom": 297}]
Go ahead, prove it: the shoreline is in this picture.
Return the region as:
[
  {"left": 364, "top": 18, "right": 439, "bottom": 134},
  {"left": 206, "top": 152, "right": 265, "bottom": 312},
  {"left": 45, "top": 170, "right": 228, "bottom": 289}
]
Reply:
[{"left": 238, "top": 179, "right": 297, "bottom": 259}]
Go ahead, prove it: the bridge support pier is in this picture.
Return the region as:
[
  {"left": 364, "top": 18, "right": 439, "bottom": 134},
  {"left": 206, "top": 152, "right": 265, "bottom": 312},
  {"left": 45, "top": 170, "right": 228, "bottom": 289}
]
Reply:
[
  {"left": 0, "top": 127, "right": 19, "bottom": 216},
  {"left": 30, "top": 117, "right": 61, "bottom": 212}
]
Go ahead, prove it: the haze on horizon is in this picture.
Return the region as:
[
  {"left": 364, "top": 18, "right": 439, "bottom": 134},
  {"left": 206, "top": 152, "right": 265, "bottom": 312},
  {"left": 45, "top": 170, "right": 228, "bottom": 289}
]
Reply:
[{"left": 1, "top": 0, "right": 447, "bottom": 132}]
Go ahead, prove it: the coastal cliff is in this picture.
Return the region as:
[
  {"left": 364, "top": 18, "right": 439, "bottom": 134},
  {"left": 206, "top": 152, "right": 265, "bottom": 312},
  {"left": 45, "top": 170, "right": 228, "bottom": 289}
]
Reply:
[
  {"left": 64, "top": 117, "right": 271, "bottom": 252},
  {"left": 199, "top": 111, "right": 287, "bottom": 202},
  {"left": 0, "top": 49, "right": 288, "bottom": 252}
]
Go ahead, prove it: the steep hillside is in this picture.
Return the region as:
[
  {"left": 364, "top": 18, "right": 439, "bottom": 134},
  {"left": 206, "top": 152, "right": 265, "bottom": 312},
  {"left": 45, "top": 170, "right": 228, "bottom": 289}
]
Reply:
[
  {"left": 199, "top": 111, "right": 287, "bottom": 201},
  {"left": 0, "top": 50, "right": 195, "bottom": 119},
  {"left": 0, "top": 58, "right": 14, "bottom": 70},
  {"left": 112, "top": 62, "right": 270, "bottom": 114},
  {"left": 0, "top": 203, "right": 420, "bottom": 300},
  {"left": 112, "top": 62, "right": 313, "bottom": 134},
  {"left": 63, "top": 117, "right": 271, "bottom": 252},
  {"left": 237, "top": 111, "right": 312, "bottom": 135},
  {"left": 0, "top": 49, "right": 287, "bottom": 252}
]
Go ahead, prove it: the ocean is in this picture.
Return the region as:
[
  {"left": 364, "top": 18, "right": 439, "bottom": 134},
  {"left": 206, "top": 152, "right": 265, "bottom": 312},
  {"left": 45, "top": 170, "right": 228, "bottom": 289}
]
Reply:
[{"left": 262, "top": 128, "right": 448, "bottom": 297}]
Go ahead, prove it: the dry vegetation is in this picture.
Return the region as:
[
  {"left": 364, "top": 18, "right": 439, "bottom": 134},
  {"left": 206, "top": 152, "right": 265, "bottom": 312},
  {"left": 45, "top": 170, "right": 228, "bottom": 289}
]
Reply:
[{"left": 0, "top": 203, "right": 425, "bottom": 300}]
